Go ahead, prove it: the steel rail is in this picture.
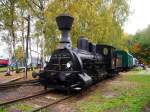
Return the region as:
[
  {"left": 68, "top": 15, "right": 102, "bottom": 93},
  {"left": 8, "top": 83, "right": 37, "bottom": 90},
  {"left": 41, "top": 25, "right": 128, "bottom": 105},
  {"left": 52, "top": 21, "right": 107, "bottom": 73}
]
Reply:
[
  {"left": 31, "top": 95, "right": 73, "bottom": 112},
  {"left": 0, "top": 82, "right": 40, "bottom": 90},
  {"left": 0, "top": 90, "right": 51, "bottom": 107},
  {"left": 0, "top": 79, "right": 39, "bottom": 87},
  {"left": 0, "top": 77, "right": 24, "bottom": 85}
]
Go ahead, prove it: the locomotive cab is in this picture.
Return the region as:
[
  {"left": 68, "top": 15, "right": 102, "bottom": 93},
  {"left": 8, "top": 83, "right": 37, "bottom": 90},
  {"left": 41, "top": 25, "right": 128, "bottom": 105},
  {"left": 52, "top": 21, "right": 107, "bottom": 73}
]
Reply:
[{"left": 96, "top": 45, "right": 116, "bottom": 74}]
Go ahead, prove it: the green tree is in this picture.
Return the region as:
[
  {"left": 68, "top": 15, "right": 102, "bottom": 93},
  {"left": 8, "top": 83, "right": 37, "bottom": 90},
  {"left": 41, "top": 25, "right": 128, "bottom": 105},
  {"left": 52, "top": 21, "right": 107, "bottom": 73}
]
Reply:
[
  {"left": 24, "top": 0, "right": 50, "bottom": 65},
  {"left": 15, "top": 46, "right": 24, "bottom": 61},
  {"left": 44, "top": 0, "right": 129, "bottom": 48},
  {"left": 130, "top": 25, "right": 150, "bottom": 65},
  {"left": 0, "top": 0, "right": 130, "bottom": 63},
  {"left": 0, "top": 0, "right": 18, "bottom": 56}
]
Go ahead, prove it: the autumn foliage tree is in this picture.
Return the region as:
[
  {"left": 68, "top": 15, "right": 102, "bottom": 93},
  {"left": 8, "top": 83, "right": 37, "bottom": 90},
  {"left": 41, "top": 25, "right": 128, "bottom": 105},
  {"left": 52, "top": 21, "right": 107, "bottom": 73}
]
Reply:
[
  {"left": 130, "top": 25, "right": 150, "bottom": 65},
  {"left": 0, "top": 0, "right": 130, "bottom": 63},
  {"left": 15, "top": 46, "right": 24, "bottom": 61},
  {"left": 44, "top": 0, "right": 130, "bottom": 48},
  {"left": 0, "top": 0, "right": 18, "bottom": 57}
]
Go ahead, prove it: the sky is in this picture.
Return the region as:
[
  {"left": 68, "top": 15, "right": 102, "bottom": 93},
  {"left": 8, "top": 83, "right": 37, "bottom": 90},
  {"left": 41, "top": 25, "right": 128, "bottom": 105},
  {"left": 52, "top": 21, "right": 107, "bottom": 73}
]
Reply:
[{"left": 124, "top": 0, "right": 150, "bottom": 34}]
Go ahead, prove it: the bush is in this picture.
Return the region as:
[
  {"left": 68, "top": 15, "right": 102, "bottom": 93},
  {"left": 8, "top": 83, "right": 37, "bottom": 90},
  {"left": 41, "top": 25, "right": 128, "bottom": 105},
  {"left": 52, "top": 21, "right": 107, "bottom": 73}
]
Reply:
[{"left": 132, "top": 67, "right": 143, "bottom": 71}]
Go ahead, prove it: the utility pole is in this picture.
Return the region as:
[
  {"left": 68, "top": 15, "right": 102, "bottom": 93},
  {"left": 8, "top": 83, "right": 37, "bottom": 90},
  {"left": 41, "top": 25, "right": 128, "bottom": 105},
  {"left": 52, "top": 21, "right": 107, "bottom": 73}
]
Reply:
[{"left": 24, "top": 15, "right": 30, "bottom": 79}]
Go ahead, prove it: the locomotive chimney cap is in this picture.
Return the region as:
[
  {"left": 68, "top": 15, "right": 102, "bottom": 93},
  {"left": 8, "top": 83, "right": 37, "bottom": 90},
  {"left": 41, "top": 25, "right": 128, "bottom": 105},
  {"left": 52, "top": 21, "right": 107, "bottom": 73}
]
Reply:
[{"left": 56, "top": 13, "right": 74, "bottom": 31}]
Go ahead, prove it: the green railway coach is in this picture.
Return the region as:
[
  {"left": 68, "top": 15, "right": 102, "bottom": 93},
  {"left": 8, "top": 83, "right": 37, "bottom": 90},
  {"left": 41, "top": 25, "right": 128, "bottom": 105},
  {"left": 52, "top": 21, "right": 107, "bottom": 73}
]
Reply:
[{"left": 115, "top": 50, "right": 133, "bottom": 70}]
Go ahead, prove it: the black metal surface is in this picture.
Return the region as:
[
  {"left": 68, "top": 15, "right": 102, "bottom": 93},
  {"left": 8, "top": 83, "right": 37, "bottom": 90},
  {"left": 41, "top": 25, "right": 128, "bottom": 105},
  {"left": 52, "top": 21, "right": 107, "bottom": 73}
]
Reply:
[
  {"left": 41, "top": 70, "right": 80, "bottom": 73},
  {"left": 96, "top": 44, "right": 116, "bottom": 70},
  {"left": 77, "top": 37, "right": 89, "bottom": 51},
  {"left": 33, "top": 14, "right": 130, "bottom": 91},
  {"left": 56, "top": 14, "right": 74, "bottom": 31}
]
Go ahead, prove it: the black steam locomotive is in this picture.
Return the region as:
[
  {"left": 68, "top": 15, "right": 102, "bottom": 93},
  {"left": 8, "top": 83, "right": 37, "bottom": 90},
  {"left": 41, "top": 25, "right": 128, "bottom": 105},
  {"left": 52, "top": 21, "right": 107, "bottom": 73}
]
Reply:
[{"left": 32, "top": 14, "right": 122, "bottom": 91}]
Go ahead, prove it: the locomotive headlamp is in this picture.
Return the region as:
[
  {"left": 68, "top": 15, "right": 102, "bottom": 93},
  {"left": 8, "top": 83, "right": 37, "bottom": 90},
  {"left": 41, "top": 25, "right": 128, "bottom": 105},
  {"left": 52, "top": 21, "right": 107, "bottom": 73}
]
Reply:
[{"left": 66, "top": 61, "right": 72, "bottom": 68}]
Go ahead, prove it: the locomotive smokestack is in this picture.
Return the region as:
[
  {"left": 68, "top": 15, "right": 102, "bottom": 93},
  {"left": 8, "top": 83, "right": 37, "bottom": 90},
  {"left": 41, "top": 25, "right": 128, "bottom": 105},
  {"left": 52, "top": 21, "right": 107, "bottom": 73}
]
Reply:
[{"left": 56, "top": 14, "right": 74, "bottom": 48}]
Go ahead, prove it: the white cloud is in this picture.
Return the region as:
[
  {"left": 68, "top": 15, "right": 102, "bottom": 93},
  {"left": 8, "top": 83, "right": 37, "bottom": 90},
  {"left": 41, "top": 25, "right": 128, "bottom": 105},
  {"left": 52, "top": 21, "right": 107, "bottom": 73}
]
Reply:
[{"left": 124, "top": 0, "right": 150, "bottom": 34}]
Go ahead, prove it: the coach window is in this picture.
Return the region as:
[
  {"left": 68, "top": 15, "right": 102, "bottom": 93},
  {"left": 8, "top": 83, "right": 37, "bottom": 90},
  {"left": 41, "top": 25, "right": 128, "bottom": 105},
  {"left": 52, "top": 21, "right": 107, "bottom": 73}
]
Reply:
[{"left": 103, "top": 48, "right": 108, "bottom": 55}]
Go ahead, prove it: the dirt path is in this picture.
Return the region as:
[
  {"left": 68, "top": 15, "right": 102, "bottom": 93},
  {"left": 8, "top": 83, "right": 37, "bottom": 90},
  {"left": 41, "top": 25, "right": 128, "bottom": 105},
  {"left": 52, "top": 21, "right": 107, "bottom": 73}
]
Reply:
[
  {"left": 1, "top": 70, "right": 149, "bottom": 112},
  {"left": 143, "top": 103, "right": 150, "bottom": 112},
  {"left": 44, "top": 76, "right": 122, "bottom": 112},
  {"left": 0, "top": 70, "right": 39, "bottom": 84},
  {"left": 41, "top": 71, "right": 150, "bottom": 112}
]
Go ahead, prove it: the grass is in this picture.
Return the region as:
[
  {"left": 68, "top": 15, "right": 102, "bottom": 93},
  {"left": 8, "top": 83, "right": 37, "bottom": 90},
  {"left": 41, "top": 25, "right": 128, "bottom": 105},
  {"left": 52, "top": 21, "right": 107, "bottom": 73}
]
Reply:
[
  {"left": 0, "top": 103, "right": 33, "bottom": 112},
  {"left": 132, "top": 67, "right": 143, "bottom": 71},
  {"left": 0, "top": 69, "right": 150, "bottom": 112},
  {"left": 76, "top": 70, "right": 150, "bottom": 112},
  {"left": 0, "top": 67, "right": 7, "bottom": 72}
]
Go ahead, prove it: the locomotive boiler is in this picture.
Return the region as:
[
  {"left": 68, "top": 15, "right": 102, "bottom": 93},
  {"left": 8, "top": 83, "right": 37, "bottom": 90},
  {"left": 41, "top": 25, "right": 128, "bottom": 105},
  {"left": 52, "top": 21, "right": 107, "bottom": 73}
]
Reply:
[{"left": 32, "top": 14, "right": 118, "bottom": 91}]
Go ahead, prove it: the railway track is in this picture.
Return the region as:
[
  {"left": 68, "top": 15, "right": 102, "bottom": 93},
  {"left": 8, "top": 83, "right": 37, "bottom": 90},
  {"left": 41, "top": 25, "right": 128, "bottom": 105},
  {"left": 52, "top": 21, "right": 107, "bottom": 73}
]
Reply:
[
  {"left": 0, "top": 79, "right": 39, "bottom": 89},
  {"left": 0, "top": 76, "right": 24, "bottom": 84},
  {"left": 0, "top": 89, "right": 73, "bottom": 112},
  {"left": 0, "top": 90, "right": 51, "bottom": 107},
  {"left": 31, "top": 95, "right": 73, "bottom": 112}
]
